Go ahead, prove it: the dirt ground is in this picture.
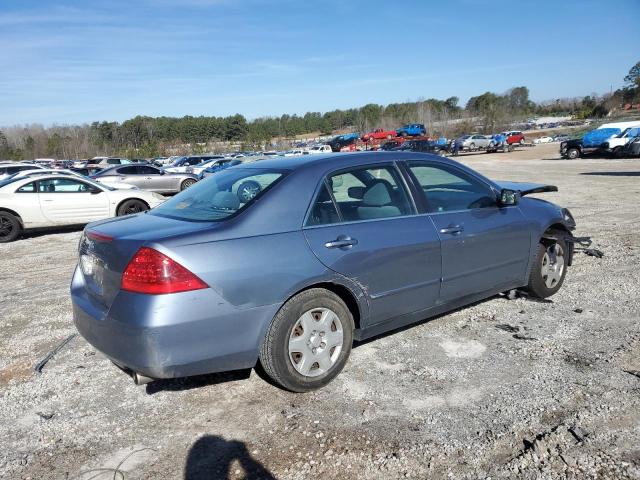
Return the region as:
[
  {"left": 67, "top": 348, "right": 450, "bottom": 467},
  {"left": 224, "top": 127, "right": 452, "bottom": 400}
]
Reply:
[{"left": 1, "top": 143, "right": 639, "bottom": 480}]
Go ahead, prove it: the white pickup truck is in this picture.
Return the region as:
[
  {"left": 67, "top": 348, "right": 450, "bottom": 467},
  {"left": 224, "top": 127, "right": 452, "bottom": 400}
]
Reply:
[
  {"left": 602, "top": 124, "right": 640, "bottom": 157},
  {"left": 307, "top": 144, "right": 333, "bottom": 154}
]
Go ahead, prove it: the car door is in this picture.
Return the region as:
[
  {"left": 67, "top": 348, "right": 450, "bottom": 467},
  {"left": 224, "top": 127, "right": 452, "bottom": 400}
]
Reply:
[
  {"left": 303, "top": 163, "right": 441, "bottom": 326},
  {"left": 138, "top": 165, "right": 174, "bottom": 192},
  {"left": 115, "top": 165, "right": 146, "bottom": 188},
  {"left": 37, "top": 178, "right": 109, "bottom": 224},
  {"left": 406, "top": 161, "right": 531, "bottom": 303}
]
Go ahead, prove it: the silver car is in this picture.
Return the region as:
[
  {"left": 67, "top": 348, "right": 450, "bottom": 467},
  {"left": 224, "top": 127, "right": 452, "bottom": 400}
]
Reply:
[
  {"left": 459, "top": 134, "right": 491, "bottom": 150},
  {"left": 92, "top": 164, "right": 198, "bottom": 194}
]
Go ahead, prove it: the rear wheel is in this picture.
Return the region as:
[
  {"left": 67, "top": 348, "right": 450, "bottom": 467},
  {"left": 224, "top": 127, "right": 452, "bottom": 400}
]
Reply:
[
  {"left": 526, "top": 239, "right": 568, "bottom": 298},
  {"left": 0, "top": 212, "right": 21, "bottom": 243},
  {"left": 519, "top": 138, "right": 525, "bottom": 145},
  {"left": 180, "top": 178, "right": 197, "bottom": 190},
  {"left": 612, "top": 146, "right": 623, "bottom": 158},
  {"left": 259, "top": 289, "right": 354, "bottom": 392},
  {"left": 117, "top": 199, "right": 149, "bottom": 216}
]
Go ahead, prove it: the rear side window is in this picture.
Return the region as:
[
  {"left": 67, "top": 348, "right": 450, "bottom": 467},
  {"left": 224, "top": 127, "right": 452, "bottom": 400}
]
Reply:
[
  {"left": 306, "top": 165, "right": 414, "bottom": 225},
  {"left": 151, "top": 168, "right": 285, "bottom": 221}
]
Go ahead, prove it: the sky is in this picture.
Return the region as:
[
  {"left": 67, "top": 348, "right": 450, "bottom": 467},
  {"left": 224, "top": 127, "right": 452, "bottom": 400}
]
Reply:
[{"left": 1, "top": 0, "right": 638, "bottom": 126}]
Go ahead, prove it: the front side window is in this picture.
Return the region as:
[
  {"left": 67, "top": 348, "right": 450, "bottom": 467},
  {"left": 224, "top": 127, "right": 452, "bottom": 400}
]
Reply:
[
  {"left": 38, "top": 178, "right": 93, "bottom": 193},
  {"left": 151, "top": 168, "right": 285, "bottom": 221},
  {"left": 306, "top": 165, "right": 413, "bottom": 225},
  {"left": 138, "top": 165, "right": 159, "bottom": 175},
  {"left": 117, "top": 166, "right": 138, "bottom": 175},
  {"left": 408, "top": 162, "right": 496, "bottom": 212}
]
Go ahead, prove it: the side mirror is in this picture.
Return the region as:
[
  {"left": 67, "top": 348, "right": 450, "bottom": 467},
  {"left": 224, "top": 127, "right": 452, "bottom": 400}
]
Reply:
[{"left": 499, "top": 189, "right": 520, "bottom": 206}]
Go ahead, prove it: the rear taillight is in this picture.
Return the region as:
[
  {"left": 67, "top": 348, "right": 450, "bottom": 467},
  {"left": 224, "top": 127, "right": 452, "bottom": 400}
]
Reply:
[{"left": 121, "top": 247, "right": 208, "bottom": 294}]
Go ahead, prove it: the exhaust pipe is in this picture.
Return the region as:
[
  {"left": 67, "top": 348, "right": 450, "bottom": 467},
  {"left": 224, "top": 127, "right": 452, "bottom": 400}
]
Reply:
[{"left": 132, "top": 372, "right": 154, "bottom": 385}]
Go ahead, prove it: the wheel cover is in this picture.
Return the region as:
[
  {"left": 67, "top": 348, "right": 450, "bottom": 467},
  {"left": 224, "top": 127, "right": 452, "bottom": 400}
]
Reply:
[
  {"left": 125, "top": 202, "right": 145, "bottom": 214},
  {"left": 541, "top": 244, "right": 565, "bottom": 288},
  {"left": 288, "top": 308, "right": 344, "bottom": 378},
  {"left": 240, "top": 184, "right": 259, "bottom": 201},
  {"left": 0, "top": 216, "right": 14, "bottom": 238}
]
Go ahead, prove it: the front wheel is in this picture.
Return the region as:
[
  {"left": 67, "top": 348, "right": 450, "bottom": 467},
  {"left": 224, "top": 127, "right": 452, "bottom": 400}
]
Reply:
[
  {"left": 519, "top": 138, "right": 525, "bottom": 145},
  {"left": 259, "top": 289, "right": 354, "bottom": 392},
  {"left": 566, "top": 148, "right": 580, "bottom": 160},
  {"left": 117, "top": 199, "right": 149, "bottom": 216},
  {"left": 237, "top": 180, "right": 261, "bottom": 203},
  {"left": 526, "top": 239, "right": 568, "bottom": 298},
  {"left": 0, "top": 212, "right": 22, "bottom": 243}
]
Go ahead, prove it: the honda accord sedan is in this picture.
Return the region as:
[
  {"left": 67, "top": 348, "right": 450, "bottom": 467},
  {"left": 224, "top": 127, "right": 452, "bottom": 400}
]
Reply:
[{"left": 72, "top": 152, "right": 582, "bottom": 392}]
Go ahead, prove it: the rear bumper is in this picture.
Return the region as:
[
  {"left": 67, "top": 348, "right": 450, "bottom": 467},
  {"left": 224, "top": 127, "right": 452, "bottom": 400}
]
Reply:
[{"left": 71, "top": 266, "right": 281, "bottom": 379}]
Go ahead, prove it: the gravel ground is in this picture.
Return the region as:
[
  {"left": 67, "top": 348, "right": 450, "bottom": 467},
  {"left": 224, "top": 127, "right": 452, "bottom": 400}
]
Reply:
[{"left": 1, "top": 143, "right": 639, "bottom": 480}]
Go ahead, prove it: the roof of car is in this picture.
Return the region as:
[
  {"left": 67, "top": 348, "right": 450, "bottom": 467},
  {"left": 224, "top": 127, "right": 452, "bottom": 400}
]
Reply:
[{"left": 232, "top": 151, "right": 452, "bottom": 171}]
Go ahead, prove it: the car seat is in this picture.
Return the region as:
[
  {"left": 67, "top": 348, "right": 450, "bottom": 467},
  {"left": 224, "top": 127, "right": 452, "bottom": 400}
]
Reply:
[{"left": 357, "top": 181, "right": 401, "bottom": 220}]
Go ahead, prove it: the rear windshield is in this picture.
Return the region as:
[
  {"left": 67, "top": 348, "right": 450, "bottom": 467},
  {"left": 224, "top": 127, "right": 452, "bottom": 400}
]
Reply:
[{"left": 151, "top": 167, "right": 286, "bottom": 221}]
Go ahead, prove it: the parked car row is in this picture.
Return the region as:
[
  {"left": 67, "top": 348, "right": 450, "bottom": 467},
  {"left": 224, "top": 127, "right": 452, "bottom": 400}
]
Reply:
[{"left": 0, "top": 170, "right": 165, "bottom": 242}]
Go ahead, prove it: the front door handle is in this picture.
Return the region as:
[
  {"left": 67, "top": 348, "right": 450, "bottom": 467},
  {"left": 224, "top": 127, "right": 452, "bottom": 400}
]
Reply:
[
  {"left": 325, "top": 236, "right": 358, "bottom": 249},
  {"left": 439, "top": 225, "right": 464, "bottom": 235}
]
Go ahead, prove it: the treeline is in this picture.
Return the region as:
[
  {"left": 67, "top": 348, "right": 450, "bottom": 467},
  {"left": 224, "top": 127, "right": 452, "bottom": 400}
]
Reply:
[{"left": 2, "top": 61, "right": 639, "bottom": 160}]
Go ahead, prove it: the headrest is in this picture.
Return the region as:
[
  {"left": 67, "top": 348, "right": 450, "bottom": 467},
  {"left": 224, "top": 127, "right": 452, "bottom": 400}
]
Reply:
[
  {"left": 362, "top": 182, "right": 391, "bottom": 207},
  {"left": 212, "top": 191, "right": 240, "bottom": 210}
]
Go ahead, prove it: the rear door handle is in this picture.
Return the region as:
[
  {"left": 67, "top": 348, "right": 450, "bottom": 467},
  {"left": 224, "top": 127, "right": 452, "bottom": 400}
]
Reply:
[
  {"left": 325, "top": 236, "right": 358, "bottom": 249},
  {"left": 439, "top": 225, "right": 464, "bottom": 235}
]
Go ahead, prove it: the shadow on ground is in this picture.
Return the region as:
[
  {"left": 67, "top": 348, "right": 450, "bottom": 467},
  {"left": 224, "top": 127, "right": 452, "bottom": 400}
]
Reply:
[
  {"left": 580, "top": 171, "right": 640, "bottom": 177},
  {"left": 146, "top": 369, "right": 252, "bottom": 394},
  {"left": 184, "top": 435, "right": 276, "bottom": 479}
]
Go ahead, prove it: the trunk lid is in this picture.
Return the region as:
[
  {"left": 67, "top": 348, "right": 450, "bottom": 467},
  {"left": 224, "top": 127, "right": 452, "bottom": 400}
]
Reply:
[{"left": 78, "top": 212, "right": 216, "bottom": 308}]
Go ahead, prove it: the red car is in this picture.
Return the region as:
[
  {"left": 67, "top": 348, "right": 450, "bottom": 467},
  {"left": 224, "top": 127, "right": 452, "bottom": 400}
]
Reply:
[
  {"left": 362, "top": 128, "right": 397, "bottom": 141},
  {"left": 502, "top": 131, "right": 526, "bottom": 145}
]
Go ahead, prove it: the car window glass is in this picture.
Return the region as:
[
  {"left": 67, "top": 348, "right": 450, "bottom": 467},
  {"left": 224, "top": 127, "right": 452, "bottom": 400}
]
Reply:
[
  {"left": 151, "top": 168, "right": 284, "bottom": 221},
  {"left": 408, "top": 163, "right": 495, "bottom": 212},
  {"left": 138, "top": 165, "right": 158, "bottom": 175},
  {"left": 17, "top": 182, "right": 36, "bottom": 193},
  {"left": 118, "top": 166, "right": 138, "bottom": 175},
  {"left": 306, "top": 183, "right": 340, "bottom": 226},
  {"left": 327, "top": 165, "right": 413, "bottom": 222},
  {"left": 107, "top": 159, "right": 120, "bottom": 164},
  {"left": 38, "top": 178, "right": 93, "bottom": 193}
]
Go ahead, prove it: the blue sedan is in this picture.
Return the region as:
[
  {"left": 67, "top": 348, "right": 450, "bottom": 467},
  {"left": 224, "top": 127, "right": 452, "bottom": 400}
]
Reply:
[{"left": 71, "top": 152, "right": 580, "bottom": 392}]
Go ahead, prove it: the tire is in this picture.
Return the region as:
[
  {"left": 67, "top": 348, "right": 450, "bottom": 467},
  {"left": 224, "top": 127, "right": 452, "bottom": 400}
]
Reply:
[
  {"left": 386, "top": 134, "right": 392, "bottom": 140},
  {"left": 469, "top": 142, "right": 476, "bottom": 151},
  {"left": 400, "top": 131, "right": 407, "bottom": 137},
  {"left": 116, "top": 199, "right": 149, "bottom": 216},
  {"left": 612, "top": 146, "right": 622, "bottom": 158},
  {"left": 526, "top": 239, "right": 569, "bottom": 298},
  {"left": 0, "top": 211, "right": 22, "bottom": 243},
  {"left": 259, "top": 288, "right": 354, "bottom": 392},
  {"left": 519, "top": 138, "right": 525, "bottom": 145},
  {"left": 180, "top": 178, "right": 197, "bottom": 191},
  {"left": 566, "top": 148, "right": 580, "bottom": 160},
  {"left": 237, "top": 180, "right": 261, "bottom": 203}
]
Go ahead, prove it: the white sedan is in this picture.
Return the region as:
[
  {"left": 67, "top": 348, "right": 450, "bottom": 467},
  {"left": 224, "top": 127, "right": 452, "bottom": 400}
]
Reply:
[
  {"left": 533, "top": 136, "right": 554, "bottom": 144},
  {"left": 0, "top": 173, "right": 165, "bottom": 242}
]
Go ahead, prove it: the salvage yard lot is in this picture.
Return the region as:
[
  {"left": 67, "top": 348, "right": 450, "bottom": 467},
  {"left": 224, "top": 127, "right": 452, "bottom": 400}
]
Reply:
[{"left": 1, "top": 143, "right": 639, "bottom": 479}]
